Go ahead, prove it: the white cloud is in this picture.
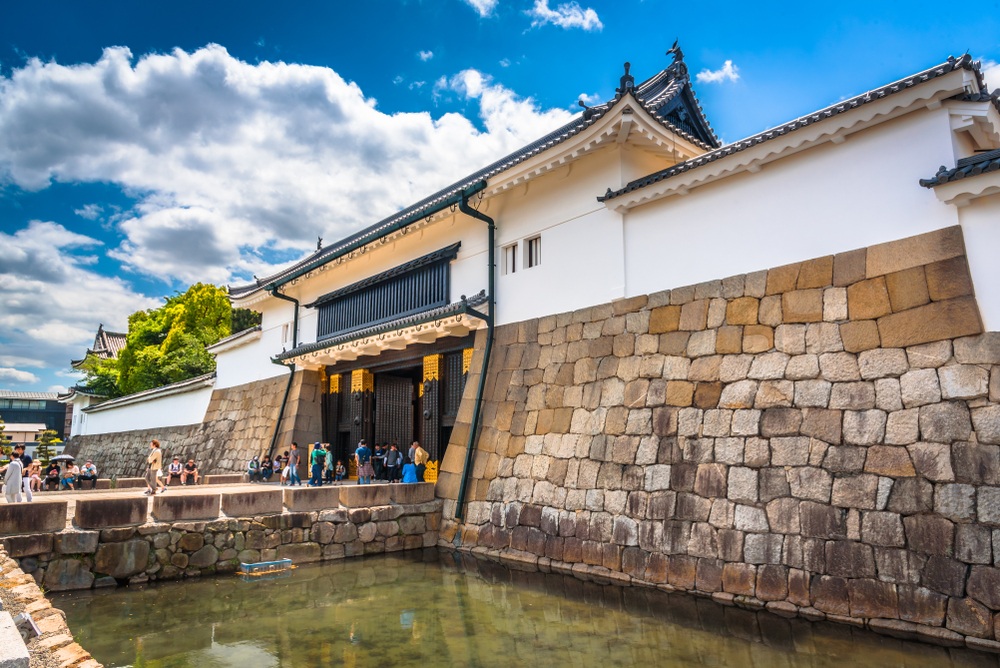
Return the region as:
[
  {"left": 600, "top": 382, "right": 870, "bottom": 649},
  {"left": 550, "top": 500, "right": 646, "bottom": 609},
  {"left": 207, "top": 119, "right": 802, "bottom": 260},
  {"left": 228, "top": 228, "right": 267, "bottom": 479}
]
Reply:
[
  {"left": 74, "top": 203, "right": 103, "bottom": 220},
  {"left": 47, "top": 384, "right": 69, "bottom": 394},
  {"left": 577, "top": 92, "right": 601, "bottom": 106},
  {"left": 0, "top": 46, "right": 579, "bottom": 386},
  {"left": 527, "top": 0, "right": 602, "bottom": 31},
  {"left": 0, "top": 220, "right": 158, "bottom": 387},
  {"left": 696, "top": 60, "right": 740, "bottom": 84},
  {"left": 499, "top": 58, "right": 511, "bottom": 68},
  {"left": 463, "top": 0, "right": 498, "bottom": 17},
  {"left": 982, "top": 59, "right": 999, "bottom": 92},
  {"left": 392, "top": 75, "right": 404, "bottom": 85},
  {"left": 0, "top": 45, "right": 576, "bottom": 288},
  {"left": 408, "top": 81, "right": 426, "bottom": 90},
  {"left": 418, "top": 50, "right": 434, "bottom": 62},
  {"left": 0, "top": 368, "right": 39, "bottom": 384}
]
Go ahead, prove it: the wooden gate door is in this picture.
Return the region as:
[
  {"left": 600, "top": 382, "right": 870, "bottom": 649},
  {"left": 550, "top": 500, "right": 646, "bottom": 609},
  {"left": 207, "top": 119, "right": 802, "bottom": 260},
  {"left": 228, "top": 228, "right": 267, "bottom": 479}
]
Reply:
[{"left": 375, "top": 374, "right": 414, "bottom": 447}]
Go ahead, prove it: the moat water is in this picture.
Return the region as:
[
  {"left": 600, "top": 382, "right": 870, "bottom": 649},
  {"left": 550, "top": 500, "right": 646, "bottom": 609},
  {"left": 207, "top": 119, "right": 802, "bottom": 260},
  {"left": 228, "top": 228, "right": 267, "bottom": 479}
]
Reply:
[{"left": 55, "top": 550, "right": 995, "bottom": 668}]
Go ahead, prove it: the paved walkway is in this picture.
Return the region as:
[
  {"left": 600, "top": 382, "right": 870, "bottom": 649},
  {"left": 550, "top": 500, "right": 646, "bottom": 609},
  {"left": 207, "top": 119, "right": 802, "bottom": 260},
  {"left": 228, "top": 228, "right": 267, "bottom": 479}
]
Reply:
[{"left": 15, "top": 480, "right": 358, "bottom": 526}]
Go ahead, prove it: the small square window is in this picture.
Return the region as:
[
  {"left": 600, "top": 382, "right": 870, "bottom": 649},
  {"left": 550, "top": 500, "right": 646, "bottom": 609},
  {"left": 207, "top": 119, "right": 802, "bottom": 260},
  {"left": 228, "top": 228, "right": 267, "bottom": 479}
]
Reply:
[
  {"left": 502, "top": 243, "right": 518, "bottom": 275},
  {"left": 526, "top": 236, "right": 541, "bottom": 269}
]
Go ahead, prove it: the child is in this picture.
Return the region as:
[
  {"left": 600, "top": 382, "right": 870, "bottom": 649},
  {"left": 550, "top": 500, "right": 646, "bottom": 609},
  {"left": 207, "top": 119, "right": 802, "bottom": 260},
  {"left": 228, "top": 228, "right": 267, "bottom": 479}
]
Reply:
[{"left": 335, "top": 460, "right": 346, "bottom": 482}]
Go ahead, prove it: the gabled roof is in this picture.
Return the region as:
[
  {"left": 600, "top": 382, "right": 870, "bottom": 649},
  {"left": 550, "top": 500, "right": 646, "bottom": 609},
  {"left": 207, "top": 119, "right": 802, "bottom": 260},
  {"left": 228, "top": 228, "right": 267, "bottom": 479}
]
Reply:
[
  {"left": 71, "top": 324, "right": 127, "bottom": 368},
  {"left": 920, "top": 147, "right": 1000, "bottom": 187},
  {"left": 229, "top": 47, "right": 718, "bottom": 303},
  {"left": 600, "top": 54, "right": 994, "bottom": 203}
]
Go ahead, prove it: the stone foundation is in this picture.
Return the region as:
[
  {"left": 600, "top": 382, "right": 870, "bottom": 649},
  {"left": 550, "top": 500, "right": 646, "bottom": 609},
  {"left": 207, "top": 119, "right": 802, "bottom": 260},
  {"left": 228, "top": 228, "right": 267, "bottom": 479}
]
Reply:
[
  {"left": 437, "top": 226, "right": 1000, "bottom": 652},
  {"left": 2, "top": 488, "right": 441, "bottom": 591}
]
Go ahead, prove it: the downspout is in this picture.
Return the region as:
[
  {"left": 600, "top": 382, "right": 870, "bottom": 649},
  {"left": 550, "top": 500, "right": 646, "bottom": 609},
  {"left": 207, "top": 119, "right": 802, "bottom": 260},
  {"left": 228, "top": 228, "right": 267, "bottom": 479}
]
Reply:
[
  {"left": 454, "top": 195, "right": 495, "bottom": 520},
  {"left": 267, "top": 287, "right": 300, "bottom": 459}
]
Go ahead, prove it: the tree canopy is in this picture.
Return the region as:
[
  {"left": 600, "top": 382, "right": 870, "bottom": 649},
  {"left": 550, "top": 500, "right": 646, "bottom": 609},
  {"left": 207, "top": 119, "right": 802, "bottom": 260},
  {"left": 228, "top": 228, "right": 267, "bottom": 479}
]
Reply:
[{"left": 79, "top": 283, "right": 261, "bottom": 398}]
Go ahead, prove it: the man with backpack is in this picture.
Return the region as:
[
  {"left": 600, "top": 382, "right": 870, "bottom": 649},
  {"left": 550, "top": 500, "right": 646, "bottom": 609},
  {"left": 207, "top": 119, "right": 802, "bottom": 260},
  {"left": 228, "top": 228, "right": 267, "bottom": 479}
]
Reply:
[{"left": 355, "top": 439, "right": 374, "bottom": 484}]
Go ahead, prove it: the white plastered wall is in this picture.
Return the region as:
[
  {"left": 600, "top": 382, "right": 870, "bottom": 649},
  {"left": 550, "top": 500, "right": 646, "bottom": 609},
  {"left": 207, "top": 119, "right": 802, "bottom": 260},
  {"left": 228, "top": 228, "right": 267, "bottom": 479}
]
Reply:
[
  {"left": 81, "top": 386, "right": 214, "bottom": 435},
  {"left": 622, "top": 108, "right": 960, "bottom": 298},
  {"left": 958, "top": 191, "right": 1000, "bottom": 330}
]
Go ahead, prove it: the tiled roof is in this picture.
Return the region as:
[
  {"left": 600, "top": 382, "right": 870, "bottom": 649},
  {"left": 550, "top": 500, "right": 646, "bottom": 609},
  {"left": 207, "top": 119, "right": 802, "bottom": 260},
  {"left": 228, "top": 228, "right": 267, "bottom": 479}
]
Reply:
[
  {"left": 275, "top": 291, "right": 488, "bottom": 362},
  {"left": 230, "top": 52, "right": 716, "bottom": 301},
  {"left": 919, "top": 147, "right": 1000, "bottom": 187},
  {"left": 0, "top": 390, "right": 59, "bottom": 400},
  {"left": 83, "top": 373, "right": 216, "bottom": 413},
  {"left": 72, "top": 324, "right": 128, "bottom": 368},
  {"left": 205, "top": 325, "right": 262, "bottom": 351},
  {"left": 600, "top": 55, "right": 992, "bottom": 203}
]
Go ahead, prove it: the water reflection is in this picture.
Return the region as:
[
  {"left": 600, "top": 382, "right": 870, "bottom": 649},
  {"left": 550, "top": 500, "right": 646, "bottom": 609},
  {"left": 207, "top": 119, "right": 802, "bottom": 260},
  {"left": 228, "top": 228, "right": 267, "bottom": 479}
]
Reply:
[{"left": 54, "top": 550, "right": 998, "bottom": 668}]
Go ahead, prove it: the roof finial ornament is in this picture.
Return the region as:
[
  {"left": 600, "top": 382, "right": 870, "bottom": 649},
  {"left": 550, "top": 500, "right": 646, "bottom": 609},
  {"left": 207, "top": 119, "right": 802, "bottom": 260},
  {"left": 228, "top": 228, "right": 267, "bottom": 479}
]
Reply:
[
  {"left": 578, "top": 98, "right": 597, "bottom": 121},
  {"left": 317, "top": 236, "right": 323, "bottom": 251},
  {"left": 667, "top": 40, "right": 684, "bottom": 63},
  {"left": 616, "top": 62, "right": 634, "bottom": 96}
]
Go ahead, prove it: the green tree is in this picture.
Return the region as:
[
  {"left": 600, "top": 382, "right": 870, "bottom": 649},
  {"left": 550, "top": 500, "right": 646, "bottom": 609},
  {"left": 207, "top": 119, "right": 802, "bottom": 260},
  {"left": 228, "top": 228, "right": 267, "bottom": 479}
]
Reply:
[
  {"left": 34, "top": 429, "right": 59, "bottom": 465},
  {"left": 232, "top": 307, "right": 262, "bottom": 333},
  {"left": 0, "top": 417, "right": 11, "bottom": 452},
  {"left": 81, "top": 283, "right": 237, "bottom": 397}
]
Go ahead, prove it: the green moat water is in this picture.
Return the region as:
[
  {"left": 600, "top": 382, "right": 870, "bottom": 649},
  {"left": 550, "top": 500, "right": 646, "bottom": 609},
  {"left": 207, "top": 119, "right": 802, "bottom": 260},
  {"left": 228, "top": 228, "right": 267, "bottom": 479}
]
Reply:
[{"left": 55, "top": 550, "right": 995, "bottom": 668}]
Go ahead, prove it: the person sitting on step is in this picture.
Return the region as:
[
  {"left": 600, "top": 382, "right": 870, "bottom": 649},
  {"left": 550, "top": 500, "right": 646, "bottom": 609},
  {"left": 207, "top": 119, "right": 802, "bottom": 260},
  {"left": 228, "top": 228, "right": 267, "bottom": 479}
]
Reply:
[{"left": 181, "top": 459, "right": 200, "bottom": 485}]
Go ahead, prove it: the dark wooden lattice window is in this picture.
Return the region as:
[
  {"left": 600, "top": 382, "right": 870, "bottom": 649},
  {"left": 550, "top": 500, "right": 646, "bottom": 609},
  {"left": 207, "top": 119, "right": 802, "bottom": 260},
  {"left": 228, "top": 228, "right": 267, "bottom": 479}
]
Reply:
[{"left": 310, "top": 243, "right": 460, "bottom": 341}]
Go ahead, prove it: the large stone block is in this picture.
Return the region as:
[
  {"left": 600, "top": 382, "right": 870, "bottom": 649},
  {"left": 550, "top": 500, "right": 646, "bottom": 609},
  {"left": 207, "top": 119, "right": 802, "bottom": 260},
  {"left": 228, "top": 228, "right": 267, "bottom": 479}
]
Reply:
[
  {"left": 151, "top": 494, "right": 221, "bottom": 522},
  {"left": 2, "top": 533, "right": 52, "bottom": 557},
  {"left": 885, "top": 266, "right": 930, "bottom": 312},
  {"left": 782, "top": 290, "right": 824, "bottom": 323},
  {"left": 54, "top": 530, "right": 100, "bottom": 554},
  {"left": 222, "top": 490, "right": 283, "bottom": 516},
  {"left": 865, "top": 226, "right": 965, "bottom": 278},
  {"left": 94, "top": 539, "right": 150, "bottom": 578},
  {"left": 904, "top": 515, "right": 954, "bottom": 556},
  {"left": 925, "top": 256, "right": 974, "bottom": 301},
  {"left": 848, "top": 578, "right": 898, "bottom": 619},
  {"left": 919, "top": 402, "right": 972, "bottom": 443},
  {"left": 385, "top": 482, "right": 435, "bottom": 504},
  {"left": 282, "top": 486, "right": 342, "bottom": 511},
  {"left": 847, "top": 278, "right": 891, "bottom": 320},
  {"left": 203, "top": 474, "right": 247, "bottom": 485},
  {"left": 75, "top": 497, "right": 147, "bottom": 529},
  {"left": 877, "top": 297, "right": 982, "bottom": 349},
  {"left": 954, "top": 333, "right": 1000, "bottom": 365},
  {"left": 43, "top": 558, "right": 96, "bottom": 591},
  {"left": 0, "top": 501, "right": 66, "bottom": 535}
]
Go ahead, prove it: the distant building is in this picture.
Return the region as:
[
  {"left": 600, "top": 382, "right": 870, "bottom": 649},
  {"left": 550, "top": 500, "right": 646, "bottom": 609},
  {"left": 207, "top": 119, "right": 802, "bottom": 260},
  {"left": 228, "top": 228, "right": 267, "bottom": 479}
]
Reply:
[
  {"left": 61, "top": 324, "right": 128, "bottom": 438},
  {"left": 0, "top": 391, "right": 66, "bottom": 440}
]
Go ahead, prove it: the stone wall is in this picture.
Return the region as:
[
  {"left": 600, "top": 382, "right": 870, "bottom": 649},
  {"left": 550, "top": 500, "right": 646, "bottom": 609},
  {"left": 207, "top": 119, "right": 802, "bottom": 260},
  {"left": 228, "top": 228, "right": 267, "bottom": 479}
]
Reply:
[
  {"left": 437, "top": 226, "right": 1000, "bottom": 651},
  {"left": 0, "top": 545, "right": 101, "bottom": 667},
  {"left": 69, "top": 371, "right": 323, "bottom": 478},
  {"left": 3, "top": 498, "right": 441, "bottom": 591}
]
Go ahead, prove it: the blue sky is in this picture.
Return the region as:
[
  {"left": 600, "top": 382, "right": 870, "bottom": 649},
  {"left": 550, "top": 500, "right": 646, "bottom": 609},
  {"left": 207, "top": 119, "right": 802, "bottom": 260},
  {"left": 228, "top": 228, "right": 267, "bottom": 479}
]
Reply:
[{"left": 0, "top": 0, "right": 998, "bottom": 394}]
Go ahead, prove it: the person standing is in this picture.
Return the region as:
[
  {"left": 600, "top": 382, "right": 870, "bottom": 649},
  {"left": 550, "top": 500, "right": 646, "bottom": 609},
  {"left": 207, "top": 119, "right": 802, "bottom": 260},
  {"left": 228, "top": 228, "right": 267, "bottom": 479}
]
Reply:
[
  {"left": 372, "top": 443, "right": 385, "bottom": 481},
  {"left": 288, "top": 443, "right": 302, "bottom": 486},
  {"left": 309, "top": 442, "right": 325, "bottom": 486},
  {"left": 407, "top": 441, "right": 416, "bottom": 468},
  {"left": 1, "top": 449, "right": 23, "bottom": 503},
  {"left": 384, "top": 443, "right": 402, "bottom": 483},
  {"left": 413, "top": 442, "right": 429, "bottom": 482},
  {"left": 355, "top": 439, "right": 373, "bottom": 485},
  {"left": 10, "top": 445, "right": 32, "bottom": 501},
  {"left": 145, "top": 439, "right": 164, "bottom": 495},
  {"left": 324, "top": 445, "right": 335, "bottom": 484}
]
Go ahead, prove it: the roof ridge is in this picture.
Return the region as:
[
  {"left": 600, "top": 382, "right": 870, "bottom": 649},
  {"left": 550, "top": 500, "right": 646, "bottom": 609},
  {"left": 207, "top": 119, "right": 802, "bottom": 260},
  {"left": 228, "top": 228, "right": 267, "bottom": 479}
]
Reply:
[{"left": 601, "top": 54, "right": 981, "bottom": 202}]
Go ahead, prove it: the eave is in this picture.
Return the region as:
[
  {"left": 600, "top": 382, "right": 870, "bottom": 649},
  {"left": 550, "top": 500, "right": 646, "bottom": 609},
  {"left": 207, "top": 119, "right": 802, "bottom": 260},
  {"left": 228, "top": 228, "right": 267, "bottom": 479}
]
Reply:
[
  {"left": 276, "top": 293, "right": 488, "bottom": 370},
  {"left": 601, "top": 60, "right": 978, "bottom": 212}
]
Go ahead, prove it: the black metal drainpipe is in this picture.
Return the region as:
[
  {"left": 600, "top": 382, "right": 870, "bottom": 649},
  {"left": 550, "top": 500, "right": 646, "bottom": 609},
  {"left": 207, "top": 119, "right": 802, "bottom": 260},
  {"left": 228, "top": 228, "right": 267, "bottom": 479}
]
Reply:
[
  {"left": 454, "top": 195, "right": 495, "bottom": 521},
  {"left": 267, "top": 287, "right": 300, "bottom": 460}
]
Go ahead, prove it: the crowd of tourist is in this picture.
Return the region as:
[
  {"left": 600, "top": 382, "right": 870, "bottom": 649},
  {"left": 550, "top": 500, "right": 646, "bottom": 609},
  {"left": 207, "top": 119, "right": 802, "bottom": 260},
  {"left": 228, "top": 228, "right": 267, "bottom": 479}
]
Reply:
[
  {"left": 257, "top": 439, "right": 429, "bottom": 487},
  {"left": 3, "top": 436, "right": 430, "bottom": 502},
  {"left": 0, "top": 443, "right": 101, "bottom": 502}
]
